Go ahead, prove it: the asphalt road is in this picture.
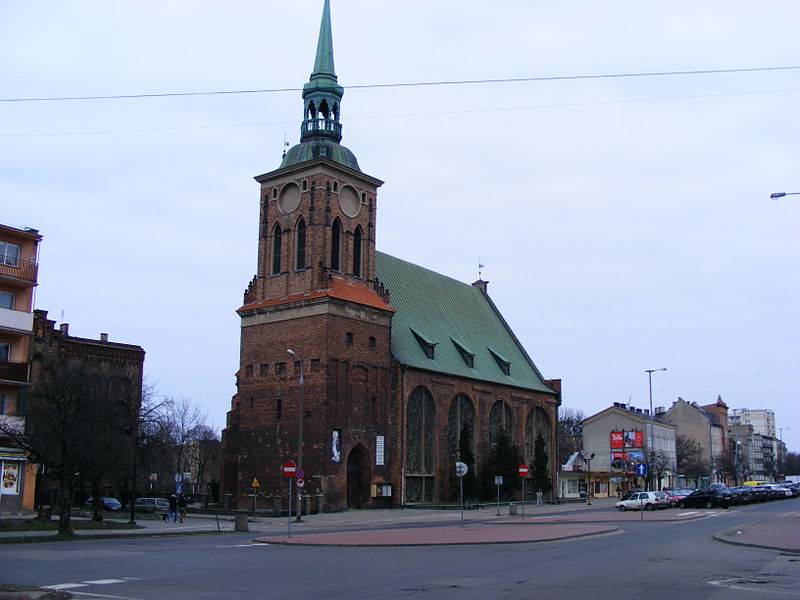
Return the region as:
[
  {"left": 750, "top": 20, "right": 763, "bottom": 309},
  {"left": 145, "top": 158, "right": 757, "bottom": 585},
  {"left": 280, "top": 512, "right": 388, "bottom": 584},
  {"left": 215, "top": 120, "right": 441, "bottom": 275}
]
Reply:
[{"left": 1, "top": 501, "right": 797, "bottom": 600}]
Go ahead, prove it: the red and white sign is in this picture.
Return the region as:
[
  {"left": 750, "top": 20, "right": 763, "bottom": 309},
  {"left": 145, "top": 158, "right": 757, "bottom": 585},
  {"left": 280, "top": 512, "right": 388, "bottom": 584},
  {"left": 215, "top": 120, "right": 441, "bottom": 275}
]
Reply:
[
  {"left": 282, "top": 461, "right": 297, "bottom": 478},
  {"left": 296, "top": 478, "right": 305, "bottom": 488},
  {"left": 518, "top": 464, "right": 529, "bottom": 477}
]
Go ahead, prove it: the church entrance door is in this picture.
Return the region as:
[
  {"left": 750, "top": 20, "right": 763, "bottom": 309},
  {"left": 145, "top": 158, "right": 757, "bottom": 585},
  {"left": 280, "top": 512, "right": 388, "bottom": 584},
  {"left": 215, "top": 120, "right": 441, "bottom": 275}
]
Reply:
[{"left": 346, "top": 446, "right": 369, "bottom": 508}]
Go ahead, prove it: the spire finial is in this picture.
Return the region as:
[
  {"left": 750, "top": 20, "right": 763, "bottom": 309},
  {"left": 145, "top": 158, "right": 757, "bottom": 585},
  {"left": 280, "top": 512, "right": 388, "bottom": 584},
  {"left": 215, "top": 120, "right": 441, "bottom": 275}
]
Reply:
[{"left": 300, "top": 0, "right": 344, "bottom": 144}]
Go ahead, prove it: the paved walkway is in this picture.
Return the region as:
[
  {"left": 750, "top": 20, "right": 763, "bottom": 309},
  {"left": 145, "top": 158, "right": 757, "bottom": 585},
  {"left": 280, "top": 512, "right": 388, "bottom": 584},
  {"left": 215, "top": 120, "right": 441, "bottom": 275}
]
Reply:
[{"left": 713, "top": 509, "right": 800, "bottom": 554}]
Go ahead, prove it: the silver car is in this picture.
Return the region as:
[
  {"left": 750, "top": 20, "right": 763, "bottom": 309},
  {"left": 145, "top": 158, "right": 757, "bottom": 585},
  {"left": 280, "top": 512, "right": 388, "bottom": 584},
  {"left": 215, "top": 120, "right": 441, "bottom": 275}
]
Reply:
[{"left": 616, "top": 491, "right": 670, "bottom": 511}]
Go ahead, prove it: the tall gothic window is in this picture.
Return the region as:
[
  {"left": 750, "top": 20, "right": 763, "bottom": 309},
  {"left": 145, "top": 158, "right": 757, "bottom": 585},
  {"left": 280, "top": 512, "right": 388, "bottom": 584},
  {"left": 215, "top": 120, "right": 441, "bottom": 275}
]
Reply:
[
  {"left": 448, "top": 394, "right": 475, "bottom": 462},
  {"left": 271, "top": 224, "right": 282, "bottom": 275},
  {"left": 352, "top": 225, "right": 363, "bottom": 277},
  {"left": 331, "top": 218, "right": 341, "bottom": 271},
  {"left": 488, "top": 400, "right": 513, "bottom": 449},
  {"left": 525, "top": 407, "right": 551, "bottom": 465},
  {"left": 405, "top": 386, "right": 435, "bottom": 503},
  {"left": 295, "top": 217, "right": 306, "bottom": 270}
]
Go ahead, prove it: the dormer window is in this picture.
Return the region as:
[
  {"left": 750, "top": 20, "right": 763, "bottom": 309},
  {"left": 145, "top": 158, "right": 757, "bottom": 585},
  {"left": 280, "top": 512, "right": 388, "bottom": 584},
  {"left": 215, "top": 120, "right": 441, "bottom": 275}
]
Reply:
[
  {"left": 451, "top": 338, "right": 475, "bottom": 368},
  {"left": 488, "top": 347, "right": 511, "bottom": 376},
  {"left": 411, "top": 329, "right": 437, "bottom": 360}
]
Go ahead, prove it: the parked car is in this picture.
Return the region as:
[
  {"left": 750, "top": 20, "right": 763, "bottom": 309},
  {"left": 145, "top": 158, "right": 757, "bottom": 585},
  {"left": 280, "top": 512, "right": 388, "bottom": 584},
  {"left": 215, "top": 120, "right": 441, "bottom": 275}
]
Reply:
[
  {"left": 84, "top": 497, "right": 122, "bottom": 511},
  {"left": 663, "top": 488, "right": 692, "bottom": 507},
  {"left": 760, "top": 483, "right": 793, "bottom": 498},
  {"left": 133, "top": 497, "right": 170, "bottom": 514},
  {"left": 616, "top": 491, "right": 670, "bottom": 511},
  {"left": 727, "top": 486, "right": 754, "bottom": 504},
  {"left": 677, "top": 487, "right": 733, "bottom": 509}
]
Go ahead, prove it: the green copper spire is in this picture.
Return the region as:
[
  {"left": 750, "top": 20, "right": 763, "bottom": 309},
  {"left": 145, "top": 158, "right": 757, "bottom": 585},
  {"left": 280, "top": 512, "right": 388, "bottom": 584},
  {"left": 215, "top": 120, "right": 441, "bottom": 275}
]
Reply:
[{"left": 301, "top": 0, "right": 344, "bottom": 143}]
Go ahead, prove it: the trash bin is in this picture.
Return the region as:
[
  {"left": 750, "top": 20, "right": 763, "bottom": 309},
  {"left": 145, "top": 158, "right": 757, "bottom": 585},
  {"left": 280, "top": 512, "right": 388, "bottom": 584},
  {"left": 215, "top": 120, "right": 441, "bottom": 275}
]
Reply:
[
  {"left": 509, "top": 503, "right": 517, "bottom": 516},
  {"left": 234, "top": 514, "right": 249, "bottom": 532}
]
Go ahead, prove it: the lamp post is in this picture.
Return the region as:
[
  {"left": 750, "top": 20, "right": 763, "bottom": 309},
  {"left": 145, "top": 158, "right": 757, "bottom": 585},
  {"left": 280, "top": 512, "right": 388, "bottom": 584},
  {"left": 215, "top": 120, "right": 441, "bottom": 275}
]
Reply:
[
  {"left": 645, "top": 368, "right": 667, "bottom": 489},
  {"left": 286, "top": 349, "right": 304, "bottom": 522},
  {"left": 778, "top": 427, "right": 790, "bottom": 479},
  {"left": 585, "top": 453, "right": 595, "bottom": 505},
  {"left": 770, "top": 192, "right": 800, "bottom": 199}
]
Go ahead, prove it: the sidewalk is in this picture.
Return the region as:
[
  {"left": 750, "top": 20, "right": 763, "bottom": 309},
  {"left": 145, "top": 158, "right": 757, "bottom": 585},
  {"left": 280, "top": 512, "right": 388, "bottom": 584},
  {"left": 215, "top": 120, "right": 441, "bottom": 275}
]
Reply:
[{"left": 713, "top": 509, "right": 800, "bottom": 554}]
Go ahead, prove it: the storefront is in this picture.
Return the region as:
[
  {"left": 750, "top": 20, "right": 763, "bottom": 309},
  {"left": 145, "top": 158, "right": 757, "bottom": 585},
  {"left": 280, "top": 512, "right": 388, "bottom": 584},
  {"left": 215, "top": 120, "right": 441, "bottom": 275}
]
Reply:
[{"left": 0, "top": 449, "right": 35, "bottom": 512}]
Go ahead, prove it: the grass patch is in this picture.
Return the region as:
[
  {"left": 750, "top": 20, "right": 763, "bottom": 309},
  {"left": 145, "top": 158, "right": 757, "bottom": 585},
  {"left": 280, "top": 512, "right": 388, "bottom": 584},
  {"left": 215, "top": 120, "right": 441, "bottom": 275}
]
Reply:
[{"left": 0, "top": 518, "right": 140, "bottom": 532}]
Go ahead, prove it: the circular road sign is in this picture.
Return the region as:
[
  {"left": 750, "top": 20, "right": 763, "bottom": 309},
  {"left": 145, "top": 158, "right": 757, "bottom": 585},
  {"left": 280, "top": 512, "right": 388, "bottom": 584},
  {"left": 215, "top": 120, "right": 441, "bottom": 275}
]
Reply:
[
  {"left": 296, "top": 478, "right": 305, "bottom": 488},
  {"left": 282, "top": 461, "right": 297, "bottom": 478},
  {"left": 295, "top": 469, "right": 305, "bottom": 480},
  {"left": 518, "top": 464, "right": 529, "bottom": 477},
  {"left": 455, "top": 461, "right": 468, "bottom": 477}
]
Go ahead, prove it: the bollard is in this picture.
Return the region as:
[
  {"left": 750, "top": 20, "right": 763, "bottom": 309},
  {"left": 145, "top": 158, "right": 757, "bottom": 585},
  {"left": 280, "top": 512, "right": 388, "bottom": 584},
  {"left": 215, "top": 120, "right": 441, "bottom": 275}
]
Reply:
[
  {"left": 509, "top": 503, "right": 517, "bottom": 516},
  {"left": 234, "top": 514, "right": 249, "bottom": 532}
]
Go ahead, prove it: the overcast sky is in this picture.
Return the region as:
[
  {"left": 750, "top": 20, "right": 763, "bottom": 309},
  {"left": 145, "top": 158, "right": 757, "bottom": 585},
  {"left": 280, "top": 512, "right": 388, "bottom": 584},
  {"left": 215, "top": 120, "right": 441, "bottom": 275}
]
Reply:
[{"left": 3, "top": 1, "right": 798, "bottom": 452}]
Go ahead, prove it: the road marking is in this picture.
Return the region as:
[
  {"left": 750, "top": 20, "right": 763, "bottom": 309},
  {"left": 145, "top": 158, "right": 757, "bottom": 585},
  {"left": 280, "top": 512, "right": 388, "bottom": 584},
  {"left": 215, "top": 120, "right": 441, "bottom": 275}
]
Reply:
[
  {"left": 47, "top": 584, "right": 89, "bottom": 590},
  {"left": 217, "top": 543, "right": 271, "bottom": 547},
  {"left": 83, "top": 579, "right": 127, "bottom": 585},
  {"left": 678, "top": 511, "right": 699, "bottom": 516}
]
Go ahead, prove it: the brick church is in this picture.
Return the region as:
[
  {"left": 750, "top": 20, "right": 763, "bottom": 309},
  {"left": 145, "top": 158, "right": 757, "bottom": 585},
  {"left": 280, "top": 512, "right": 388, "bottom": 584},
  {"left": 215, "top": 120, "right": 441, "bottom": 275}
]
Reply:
[{"left": 221, "top": 0, "right": 561, "bottom": 511}]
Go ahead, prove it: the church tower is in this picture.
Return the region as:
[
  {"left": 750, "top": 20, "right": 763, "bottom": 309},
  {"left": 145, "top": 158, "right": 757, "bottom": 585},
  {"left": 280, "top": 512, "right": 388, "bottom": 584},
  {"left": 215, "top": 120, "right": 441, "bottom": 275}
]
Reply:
[{"left": 222, "top": 0, "right": 399, "bottom": 511}]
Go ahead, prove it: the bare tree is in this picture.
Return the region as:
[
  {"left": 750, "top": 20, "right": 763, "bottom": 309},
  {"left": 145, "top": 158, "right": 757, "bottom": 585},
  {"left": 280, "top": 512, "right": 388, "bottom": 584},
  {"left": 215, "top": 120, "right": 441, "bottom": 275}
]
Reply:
[
  {"left": 676, "top": 435, "right": 710, "bottom": 487},
  {"left": 645, "top": 449, "right": 672, "bottom": 490},
  {"left": 557, "top": 407, "right": 585, "bottom": 467}
]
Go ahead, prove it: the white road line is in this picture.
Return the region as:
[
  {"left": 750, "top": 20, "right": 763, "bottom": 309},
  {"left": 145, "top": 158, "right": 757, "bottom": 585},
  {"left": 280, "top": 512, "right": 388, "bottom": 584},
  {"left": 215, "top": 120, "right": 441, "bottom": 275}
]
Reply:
[
  {"left": 83, "top": 579, "right": 127, "bottom": 585},
  {"left": 217, "top": 543, "right": 271, "bottom": 547},
  {"left": 678, "top": 511, "right": 699, "bottom": 516},
  {"left": 46, "top": 583, "right": 89, "bottom": 590}
]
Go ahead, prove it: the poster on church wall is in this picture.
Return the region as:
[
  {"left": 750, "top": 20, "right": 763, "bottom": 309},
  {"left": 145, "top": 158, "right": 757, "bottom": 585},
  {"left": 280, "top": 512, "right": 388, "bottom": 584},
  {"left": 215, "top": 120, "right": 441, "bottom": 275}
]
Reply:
[
  {"left": 1, "top": 461, "right": 20, "bottom": 494},
  {"left": 331, "top": 430, "right": 341, "bottom": 463},
  {"left": 610, "top": 432, "right": 624, "bottom": 449},
  {"left": 376, "top": 435, "right": 385, "bottom": 466}
]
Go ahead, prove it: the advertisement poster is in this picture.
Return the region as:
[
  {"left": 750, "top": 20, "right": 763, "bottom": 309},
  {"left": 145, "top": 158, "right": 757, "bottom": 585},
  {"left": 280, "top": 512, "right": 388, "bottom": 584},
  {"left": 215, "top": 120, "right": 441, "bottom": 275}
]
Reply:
[
  {"left": 331, "top": 430, "right": 341, "bottom": 462},
  {"left": 610, "top": 451, "right": 626, "bottom": 469},
  {"left": 627, "top": 450, "right": 645, "bottom": 465},
  {"left": 624, "top": 430, "right": 643, "bottom": 448},
  {"left": 2, "top": 462, "right": 20, "bottom": 494},
  {"left": 610, "top": 431, "right": 624, "bottom": 449}
]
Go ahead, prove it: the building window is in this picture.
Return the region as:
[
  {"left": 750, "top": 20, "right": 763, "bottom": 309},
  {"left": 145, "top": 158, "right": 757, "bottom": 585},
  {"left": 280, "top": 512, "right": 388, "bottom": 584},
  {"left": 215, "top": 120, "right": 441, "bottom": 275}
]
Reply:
[
  {"left": 260, "top": 364, "right": 269, "bottom": 376},
  {"left": 0, "top": 292, "right": 14, "bottom": 310},
  {"left": 276, "top": 362, "right": 287, "bottom": 375},
  {"left": 345, "top": 332, "right": 353, "bottom": 345},
  {"left": 451, "top": 338, "right": 475, "bottom": 368},
  {"left": 275, "top": 398, "right": 282, "bottom": 420},
  {"left": 352, "top": 226, "right": 363, "bottom": 277},
  {"left": 368, "top": 336, "right": 376, "bottom": 349},
  {"left": 0, "top": 343, "right": 9, "bottom": 362},
  {"left": 245, "top": 365, "right": 254, "bottom": 377},
  {"left": 0, "top": 242, "right": 20, "bottom": 267},
  {"left": 488, "top": 347, "right": 511, "bottom": 376},
  {"left": 0, "top": 393, "right": 6, "bottom": 415},
  {"left": 411, "top": 329, "right": 436, "bottom": 359},
  {"left": 295, "top": 218, "right": 306, "bottom": 270},
  {"left": 271, "top": 224, "right": 282, "bottom": 275},
  {"left": 331, "top": 219, "right": 341, "bottom": 271}
]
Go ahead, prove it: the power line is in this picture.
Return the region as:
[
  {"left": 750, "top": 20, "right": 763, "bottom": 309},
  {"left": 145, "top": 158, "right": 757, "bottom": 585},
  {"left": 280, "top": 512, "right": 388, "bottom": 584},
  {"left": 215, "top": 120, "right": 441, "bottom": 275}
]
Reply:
[
  {"left": 2, "top": 65, "right": 798, "bottom": 103},
  {"left": 3, "top": 86, "right": 797, "bottom": 138}
]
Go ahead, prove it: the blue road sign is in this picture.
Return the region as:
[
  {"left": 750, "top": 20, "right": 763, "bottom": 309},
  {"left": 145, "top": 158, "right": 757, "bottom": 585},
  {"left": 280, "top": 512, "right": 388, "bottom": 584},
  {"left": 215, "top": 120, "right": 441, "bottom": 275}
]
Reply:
[{"left": 635, "top": 463, "right": 648, "bottom": 476}]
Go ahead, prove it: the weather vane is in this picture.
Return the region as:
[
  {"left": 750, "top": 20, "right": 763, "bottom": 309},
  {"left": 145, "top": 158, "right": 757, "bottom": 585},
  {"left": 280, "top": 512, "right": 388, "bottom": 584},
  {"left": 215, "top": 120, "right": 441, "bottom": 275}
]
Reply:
[{"left": 478, "top": 257, "right": 485, "bottom": 280}]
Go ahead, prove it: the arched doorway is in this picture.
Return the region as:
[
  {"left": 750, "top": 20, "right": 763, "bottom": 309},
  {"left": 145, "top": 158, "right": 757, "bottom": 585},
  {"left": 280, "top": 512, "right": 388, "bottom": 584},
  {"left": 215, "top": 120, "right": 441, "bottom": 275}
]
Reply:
[{"left": 346, "top": 445, "right": 370, "bottom": 508}]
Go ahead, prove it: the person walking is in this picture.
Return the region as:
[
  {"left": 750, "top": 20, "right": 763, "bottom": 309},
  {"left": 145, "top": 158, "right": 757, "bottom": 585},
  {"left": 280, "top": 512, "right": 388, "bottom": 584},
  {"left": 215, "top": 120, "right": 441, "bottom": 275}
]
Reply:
[
  {"left": 535, "top": 489, "right": 543, "bottom": 507},
  {"left": 177, "top": 493, "right": 187, "bottom": 523},
  {"left": 168, "top": 494, "right": 178, "bottom": 523}
]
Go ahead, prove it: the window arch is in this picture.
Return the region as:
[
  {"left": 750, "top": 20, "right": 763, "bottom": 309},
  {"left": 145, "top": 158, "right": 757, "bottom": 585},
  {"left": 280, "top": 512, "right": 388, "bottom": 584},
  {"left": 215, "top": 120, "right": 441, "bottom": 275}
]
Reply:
[
  {"left": 406, "top": 386, "right": 435, "bottom": 503},
  {"left": 352, "top": 225, "right": 363, "bottom": 277},
  {"left": 525, "top": 407, "right": 551, "bottom": 465},
  {"left": 295, "top": 217, "right": 306, "bottom": 270},
  {"left": 331, "top": 218, "right": 342, "bottom": 271},
  {"left": 448, "top": 394, "right": 475, "bottom": 462},
  {"left": 488, "top": 400, "right": 513, "bottom": 449},
  {"left": 271, "top": 224, "right": 282, "bottom": 275}
]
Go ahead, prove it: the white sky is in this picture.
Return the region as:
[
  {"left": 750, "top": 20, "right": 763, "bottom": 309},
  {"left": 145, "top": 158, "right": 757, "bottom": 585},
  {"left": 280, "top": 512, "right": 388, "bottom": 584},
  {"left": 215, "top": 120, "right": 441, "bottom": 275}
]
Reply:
[{"left": 2, "top": 1, "right": 798, "bottom": 452}]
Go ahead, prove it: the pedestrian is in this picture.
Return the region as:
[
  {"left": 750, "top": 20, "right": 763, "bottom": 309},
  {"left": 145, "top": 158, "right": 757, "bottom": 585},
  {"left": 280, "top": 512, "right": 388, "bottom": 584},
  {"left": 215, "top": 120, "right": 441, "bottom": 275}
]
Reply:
[
  {"left": 168, "top": 494, "right": 178, "bottom": 523},
  {"left": 616, "top": 485, "right": 621, "bottom": 499},
  {"left": 177, "top": 493, "right": 187, "bottom": 523},
  {"left": 535, "top": 489, "right": 543, "bottom": 507}
]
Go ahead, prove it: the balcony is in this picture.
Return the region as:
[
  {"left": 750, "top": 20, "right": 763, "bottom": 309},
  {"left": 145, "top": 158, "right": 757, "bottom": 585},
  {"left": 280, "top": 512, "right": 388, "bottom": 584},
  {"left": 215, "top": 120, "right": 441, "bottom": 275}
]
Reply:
[
  {"left": 0, "top": 361, "right": 29, "bottom": 384},
  {"left": 0, "top": 308, "right": 33, "bottom": 333},
  {"left": 0, "top": 258, "right": 38, "bottom": 285}
]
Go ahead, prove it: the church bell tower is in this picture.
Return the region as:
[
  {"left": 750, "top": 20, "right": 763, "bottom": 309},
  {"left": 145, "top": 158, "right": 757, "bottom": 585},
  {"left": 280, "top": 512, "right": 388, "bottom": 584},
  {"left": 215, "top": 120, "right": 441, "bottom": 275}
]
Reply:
[{"left": 222, "top": 0, "right": 398, "bottom": 512}]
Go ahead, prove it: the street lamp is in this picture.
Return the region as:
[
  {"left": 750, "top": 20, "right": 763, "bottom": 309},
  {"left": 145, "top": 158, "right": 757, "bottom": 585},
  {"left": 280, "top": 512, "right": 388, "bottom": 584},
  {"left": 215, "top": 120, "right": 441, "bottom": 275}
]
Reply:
[
  {"left": 584, "top": 453, "right": 595, "bottom": 505},
  {"left": 645, "top": 368, "right": 667, "bottom": 489},
  {"left": 770, "top": 192, "right": 800, "bottom": 199},
  {"left": 286, "top": 349, "right": 304, "bottom": 522},
  {"left": 778, "top": 427, "right": 790, "bottom": 479}
]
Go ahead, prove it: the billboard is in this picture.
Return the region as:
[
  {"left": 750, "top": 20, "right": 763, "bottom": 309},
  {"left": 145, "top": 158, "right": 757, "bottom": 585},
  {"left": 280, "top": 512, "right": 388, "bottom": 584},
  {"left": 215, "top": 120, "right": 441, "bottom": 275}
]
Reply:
[
  {"left": 624, "top": 430, "right": 643, "bottom": 448},
  {"left": 610, "top": 431, "right": 624, "bottom": 449}
]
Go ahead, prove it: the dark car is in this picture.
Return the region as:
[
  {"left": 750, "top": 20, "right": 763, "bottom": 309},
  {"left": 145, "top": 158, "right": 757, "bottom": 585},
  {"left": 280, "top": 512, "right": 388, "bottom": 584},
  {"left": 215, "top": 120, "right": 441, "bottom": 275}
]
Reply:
[
  {"left": 728, "top": 486, "right": 754, "bottom": 504},
  {"left": 663, "top": 488, "right": 692, "bottom": 507},
  {"left": 677, "top": 487, "right": 733, "bottom": 509},
  {"left": 84, "top": 497, "right": 122, "bottom": 511}
]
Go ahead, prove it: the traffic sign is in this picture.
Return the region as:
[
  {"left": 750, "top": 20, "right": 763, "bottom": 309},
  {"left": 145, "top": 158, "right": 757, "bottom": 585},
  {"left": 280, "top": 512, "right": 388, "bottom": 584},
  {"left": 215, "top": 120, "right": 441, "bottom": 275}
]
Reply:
[
  {"left": 635, "top": 463, "right": 648, "bottom": 476},
  {"left": 282, "top": 461, "right": 297, "bottom": 478},
  {"left": 455, "top": 461, "right": 468, "bottom": 477},
  {"left": 518, "top": 464, "right": 529, "bottom": 477},
  {"left": 296, "top": 478, "right": 305, "bottom": 488},
  {"left": 251, "top": 477, "right": 260, "bottom": 488},
  {"left": 295, "top": 469, "right": 305, "bottom": 480},
  {"left": 494, "top": 476, "right": 503, "bottom": 486}
]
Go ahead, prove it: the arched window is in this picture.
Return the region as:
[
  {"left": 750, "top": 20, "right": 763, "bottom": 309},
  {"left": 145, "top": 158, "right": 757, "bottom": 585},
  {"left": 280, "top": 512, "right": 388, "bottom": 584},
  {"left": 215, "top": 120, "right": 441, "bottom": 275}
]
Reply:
[
  {"left": 406, "top": 386, "right": 435, "bottom": 503},
  {"left": 331, "top": 219, "right": 341, "bottom": 271},
  {"left": 295, "top": 217, "right": 306, "bottom": 270},
  {"left": 525, "top": 407, "right": 551, "bottom": 465},
  {"left": 271, "top": 224, "right": 282, "bottom": 275},
  {"left": 488, "top": 400, "right": 513, "bottom": 449},
  {"left": 352, "top": 225, "right": 363, "bottom": 277}
]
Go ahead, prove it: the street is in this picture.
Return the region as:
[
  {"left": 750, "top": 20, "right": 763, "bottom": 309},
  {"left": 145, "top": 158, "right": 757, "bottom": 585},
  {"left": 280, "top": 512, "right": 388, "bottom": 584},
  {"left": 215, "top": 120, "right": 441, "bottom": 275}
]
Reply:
[{"left": 1, "top": 500, "right": 797, "bottom": 600}]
